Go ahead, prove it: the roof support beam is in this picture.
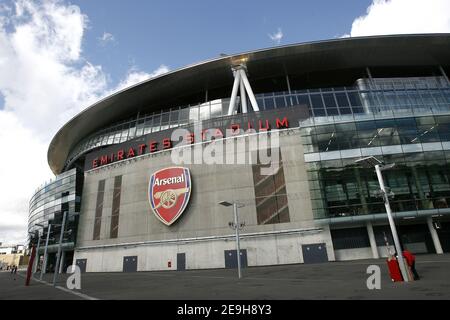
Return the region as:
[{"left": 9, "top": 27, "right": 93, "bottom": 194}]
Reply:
[{"left": 228, "top": 65, "right": 259, "bottom": 115}]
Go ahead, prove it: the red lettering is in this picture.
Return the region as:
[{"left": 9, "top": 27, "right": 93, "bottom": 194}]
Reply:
[
  {"left": 201, "top": 129, "right": 208, "bottom": 141},
  {"left": 150, "top": 141, "right": 158, "bottom": 152},
  {"left": 92, "top": 159, "right": 98, "bottom": 168},
  {"left": 230, "top": 124, "right": 240, "bottom": 134},
  {"left": 163, "top": 138, "right": 172, "bottom": 149},
  {"left": 127, "top": 147, "right": 135, "bottom": 158},
  {"left": 117, "top": 150, "right": 124, "bottom": 160},
  {"left": 186, "top": 133, "right": 194, "bottom": 144},
  {"left": 276, "top": 117, "right": 289, "bottom": 129},
  {"left": 138, "top": 144, "right": 146, "bottom": 155},
  {"left": 100, "top": 155, "right": 108, "bottom": 165},
  {"left": 214, "top": 128, "right": 224, "bottom": 138},
  {"left": 259, "top": 120, "right": 270, "bottom": 131},
  {"left": 248, "top": 121, "right": 253, "bottom": 130}
]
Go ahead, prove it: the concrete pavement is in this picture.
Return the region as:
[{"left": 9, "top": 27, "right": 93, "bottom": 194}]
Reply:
[
  {"left": 0, "top": 271, "right": 82, "bottom": 300},
  {"left": 1, "top": 254, "right": 450, "bottom": 300}
]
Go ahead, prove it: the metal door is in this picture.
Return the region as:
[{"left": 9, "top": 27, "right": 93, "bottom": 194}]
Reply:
[
  {"left": 75, "top": 259, "right": 87, "bottom": 273},
  {"left": 123, "top": 256, "right": 138, "bottom": 272},
  {"left": 302, "top": 243, "right": 328, "bottom": 264},
  {"left": 224, "top": 249, "right": 247, "bottom": 269},
  {"left": 177, "top": 253, "right": 186, "bottom": 271}
]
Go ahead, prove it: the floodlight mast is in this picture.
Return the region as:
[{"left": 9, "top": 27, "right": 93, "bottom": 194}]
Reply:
[{"left": 355, "top": 156, "right": 409, "bottom": 282}]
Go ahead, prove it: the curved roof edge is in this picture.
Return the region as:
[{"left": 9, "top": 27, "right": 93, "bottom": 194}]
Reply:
[{"left": 48, "top": 33, "right": 450, "bottom": 174}]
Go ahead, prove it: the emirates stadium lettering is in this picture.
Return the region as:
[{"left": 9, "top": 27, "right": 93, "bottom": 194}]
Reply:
[{"left": 89, "top": 116, "right": 290, "bottom": 170}]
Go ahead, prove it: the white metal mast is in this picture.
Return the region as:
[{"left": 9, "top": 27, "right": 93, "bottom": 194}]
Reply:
[{"left": 227, "top": 64, "right": 259, "bottom": 115}]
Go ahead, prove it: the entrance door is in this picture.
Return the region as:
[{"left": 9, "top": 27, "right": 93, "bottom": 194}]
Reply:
[
  {"left": 224, "top": 249, "right": 248, "bottom": 269},
  {"left": 75, "top": 259, "right": 87, "bottom": 273},
  {"left": 177, "top": 253, "right": 186, "bottom": 271},
  {"left": 302, "top": 243, "right": 328, "bottom": 264},
  {"left": 123, "top": 256, "right": 138, "bottom": 272}
]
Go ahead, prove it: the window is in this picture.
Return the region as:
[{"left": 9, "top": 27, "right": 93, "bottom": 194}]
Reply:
[
  {"left": 323, "top": 93, "right": 337, "bottom": 108},
  {"left": 310, "top": 94, "right": 324, "bottom": 108},
  {"left": 331, "top": 228, "right": 370, "bottom": 250},
  {"left": 275, "top": 96, "right": 286, "bottom": 109},
  {"left": 93, "top": 179, "right": 105, "bottom": 241},
  {"left": 264, "top": 97, "right": 275, "bottom": 110},
  {"left": 297, "top": 94, "right": 310, "bottom": 107},
  {"left": 110, "top": 176, "right": 122, "bottom": 239},
  {"left": 347, "top": 92, "right": 362, "bottom": 106},
  {"left": 252, "top": 149, "right": 290, "bottom": 225}
]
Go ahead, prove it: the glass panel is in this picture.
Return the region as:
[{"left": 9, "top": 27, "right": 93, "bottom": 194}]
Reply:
[
  {"left": 310, "top": 94, "right": 324, "bottom": 108},
  {"left": 264, "top": 97, "right": 275, "bottom": 110},
  {"left": 297, "top": 94, "right": 310, "bottom": 107},
  {"left": 93, "top": 180, "right": 105, "bottom": 241},
  {"left": 323, "top": 93, "right": 337, "bottom": 108},
  {"left": 275, "top": 96, "right": 286, "bottom": 109},
  {"left": 347, "top": 92, "right": 362, "bottom": 106}
]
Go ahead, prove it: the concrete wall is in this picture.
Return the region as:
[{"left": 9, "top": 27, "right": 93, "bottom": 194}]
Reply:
[
  {"left": 74, "top": 230, "right": 335, "bottom": 272},
  {"left": 74, "top": 130, "right": 336, "bottom": 271},
  {"left": 0, "top": 254, "right": 28, "bottom": 267},
  {"left": 334, "top": 247, "right": 373, "bottom": 261},
  {"left": 334, "top": 246, "right": 400, "bottom": 261}
]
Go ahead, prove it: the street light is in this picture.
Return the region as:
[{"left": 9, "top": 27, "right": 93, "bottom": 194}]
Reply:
[
  {"left": 53, "top": 211, "right": 67, "bottom": 286},
  {"left": 355, "top": 156, "right": 409, "bottom": 282},
  {"left": 219, "top": 201, "right": 245, "bottom": 279},
  {"left": 39, "top": 224, "right": 52, "bottom": 281}
]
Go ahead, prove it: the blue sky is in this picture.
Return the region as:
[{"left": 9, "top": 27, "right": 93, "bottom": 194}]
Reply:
[{"left": 70, "top": 0, "right": 372, "bottom": 84}]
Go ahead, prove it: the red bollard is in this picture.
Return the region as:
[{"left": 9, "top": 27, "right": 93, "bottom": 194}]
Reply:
[{"left": 25, "top": 245, "right": 36, "bottom": 286}]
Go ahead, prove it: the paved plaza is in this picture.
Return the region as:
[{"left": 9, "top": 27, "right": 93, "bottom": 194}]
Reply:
[{"left": 1, "top": 254, "right": 450, "bottom": 300}]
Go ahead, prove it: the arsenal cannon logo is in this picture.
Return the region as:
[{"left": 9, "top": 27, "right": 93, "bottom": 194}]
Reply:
[{"left": 148, "top": 167, "right": 192, "bottom": 226}]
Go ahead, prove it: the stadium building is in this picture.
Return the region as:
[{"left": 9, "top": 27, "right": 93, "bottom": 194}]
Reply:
[{"left": 29, "top": 34, "right": 450, "bottom": 273}]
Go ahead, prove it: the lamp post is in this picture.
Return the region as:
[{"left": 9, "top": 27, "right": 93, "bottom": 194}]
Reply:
[
  {"left": 39, "top": 224, "right": 52, "bottom": 281},
  {"left": 219, "top": 201, "right": 245, "bottom": 279},
  {"left": 355, "top": 156, "right": 409, "bottom": 282},
  {"left": 53, "top": 211, "right": 67, "bottom": 286}
]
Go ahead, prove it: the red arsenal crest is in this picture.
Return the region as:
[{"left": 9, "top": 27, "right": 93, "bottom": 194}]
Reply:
[{"left": 148, "top": 167, "right": 192, "bottom": 226}]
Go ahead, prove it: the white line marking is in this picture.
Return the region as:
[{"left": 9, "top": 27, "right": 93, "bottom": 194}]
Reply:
[
  {"left": 31, "top": 276, "right": 99, "bottom": 300},
  {"left": 56, "top": 285, "right": 98, "bottom": 300}
]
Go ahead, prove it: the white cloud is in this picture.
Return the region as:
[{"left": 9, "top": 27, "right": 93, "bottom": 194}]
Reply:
[
  {"left": 114, "top": 64, "right": 170, "bottom": 92},
  {"left": 268, "top": 27, "right": 283, "bottom": 44},
  {"left": 0, "top": 111, "right": 51, "bottom": 245},
  {"left": 347, "top": 0, "right": 450, "bottom": 37},
  {"left": 0, "top": 0, "right": 107, "bottom": 140},
  {"left": 0, "top": 0, "right": 169, "bottom": 245},
  {"left": 98, "top": 31, "right": 115, "bottom": 46}
]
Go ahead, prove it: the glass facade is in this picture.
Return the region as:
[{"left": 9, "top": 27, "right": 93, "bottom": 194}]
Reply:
[
  {"left": 28, "top": 168, "right": 83, "bottom": 248},
  {"left": 64, "top": 76, "right": 450, "bottom": 172},
  {"left": 299, "top": 77, "right": 450, "bottom": 221},
  {"left": 61, "top": 75, "right": 450, "bottom": 223}
]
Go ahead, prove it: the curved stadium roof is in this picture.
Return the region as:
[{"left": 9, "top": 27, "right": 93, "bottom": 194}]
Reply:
[{"left": 48, "top": 33, "right": 450, "bottom": 174}]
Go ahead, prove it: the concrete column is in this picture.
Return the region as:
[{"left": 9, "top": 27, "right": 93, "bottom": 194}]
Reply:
[
  {"left": 366, "top": 221, "right": 379, "bottom": 259},
  {"left": 427, "top": 217, "right": 443, "bottom": 254},
  {"left": 59, "top": 251, "right": 66, "bottom": 274},
  {"left": 42, "top": 253, "right": 48, "bottom": 274}
]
